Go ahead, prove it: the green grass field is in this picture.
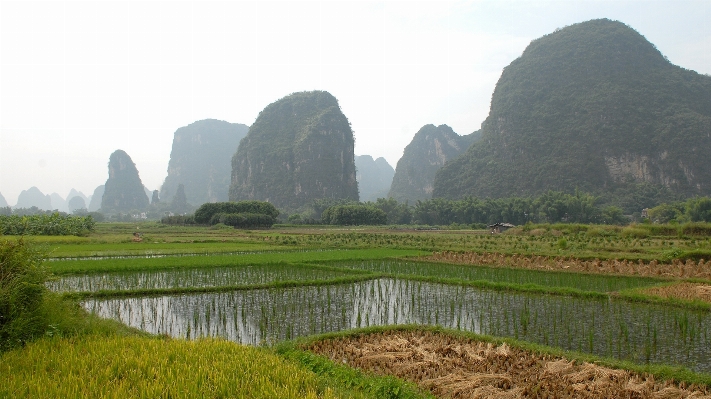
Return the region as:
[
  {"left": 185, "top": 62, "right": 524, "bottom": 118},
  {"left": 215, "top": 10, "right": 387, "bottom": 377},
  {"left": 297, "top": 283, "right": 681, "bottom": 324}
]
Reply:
[{"left": 3, "top": 222, "right": 711, "bottom": 397}]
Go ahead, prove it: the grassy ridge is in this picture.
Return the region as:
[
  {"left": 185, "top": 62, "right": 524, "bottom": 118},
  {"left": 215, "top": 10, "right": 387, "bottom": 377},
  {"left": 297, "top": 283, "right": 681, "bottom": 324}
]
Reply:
[{"left": 48, "top": 249, "right": 425, "bottom": 275}]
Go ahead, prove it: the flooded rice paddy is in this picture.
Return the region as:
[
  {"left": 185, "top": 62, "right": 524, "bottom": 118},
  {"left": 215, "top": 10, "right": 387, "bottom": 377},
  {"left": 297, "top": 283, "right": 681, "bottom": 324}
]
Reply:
[
  {"left": 332, "top": 260, "right": 664, "bottom": 292},
  {"left": 82, "top": 277, "right": 711, "bottom": 373},
  {"left": 48, "top": 264, "right": 354, "bottom": 293}
]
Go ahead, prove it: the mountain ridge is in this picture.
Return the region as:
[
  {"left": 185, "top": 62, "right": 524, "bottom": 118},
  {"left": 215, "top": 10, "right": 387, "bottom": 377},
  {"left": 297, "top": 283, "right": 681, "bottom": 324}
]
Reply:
[{"left": 433, "top": 19, "right": 711, "bottom": 206}]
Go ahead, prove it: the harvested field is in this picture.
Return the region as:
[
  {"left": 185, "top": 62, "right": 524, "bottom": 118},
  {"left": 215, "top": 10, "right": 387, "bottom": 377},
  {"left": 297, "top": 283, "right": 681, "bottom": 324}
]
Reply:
[
  {"left": 309, "top": 330, "right": 711, "bottom": 399},
  {"left": 642, "top": 283, "right": 711, "bottom": 304},
  {"left": 425, "top": 251, "right": 711, "bottom": 279}
]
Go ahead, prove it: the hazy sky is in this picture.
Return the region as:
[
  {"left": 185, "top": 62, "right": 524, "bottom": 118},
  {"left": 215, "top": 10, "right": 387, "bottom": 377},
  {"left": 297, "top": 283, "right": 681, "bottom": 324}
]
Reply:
[{"left": 1, "top": 1, "right": 710, "bottom": 206}]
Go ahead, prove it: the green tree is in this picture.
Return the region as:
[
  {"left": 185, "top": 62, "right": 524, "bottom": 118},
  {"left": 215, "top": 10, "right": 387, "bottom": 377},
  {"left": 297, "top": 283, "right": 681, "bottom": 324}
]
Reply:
[{"left": 686, "top": 197, "right": 711, "bottom": 222}]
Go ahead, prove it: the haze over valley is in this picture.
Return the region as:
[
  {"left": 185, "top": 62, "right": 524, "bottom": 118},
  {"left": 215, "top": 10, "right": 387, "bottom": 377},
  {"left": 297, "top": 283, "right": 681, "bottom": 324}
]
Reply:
[{"left": 1, "top": 2, "right": 710, "bottom": 216}]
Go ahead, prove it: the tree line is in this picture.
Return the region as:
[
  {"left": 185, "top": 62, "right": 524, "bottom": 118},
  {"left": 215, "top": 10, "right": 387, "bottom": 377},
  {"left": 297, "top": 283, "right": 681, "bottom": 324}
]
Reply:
[{"left": 292, "top": 191, "right": 629, "bottom": 226}]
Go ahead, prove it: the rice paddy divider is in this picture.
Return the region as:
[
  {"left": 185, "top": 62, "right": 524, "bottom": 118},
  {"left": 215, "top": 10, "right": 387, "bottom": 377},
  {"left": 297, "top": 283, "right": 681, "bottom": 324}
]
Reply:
[
  {"left": 48, "top": 248, "right": 426, "bottom": 275},
  {"left": 320, "top": 263, "right": 711, "bottom": 311},
  {"left": 275, "top": 340, "right": 435, "bottom": 399}
]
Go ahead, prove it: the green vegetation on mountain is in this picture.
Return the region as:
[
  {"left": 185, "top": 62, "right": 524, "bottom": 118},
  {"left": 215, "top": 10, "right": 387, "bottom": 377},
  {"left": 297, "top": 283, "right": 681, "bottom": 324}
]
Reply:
[
  {"left": 434, "top": 19, "right": 711, "bottom": 210},
  {"left": 390, "top": 124, "right": 481, "bottom": 204},
  {"left": 100, "top": 150, "right": 149, "bottom": 213},
  {"left": 355, "top": 155, "right": 395, "bottom": 202},
  {"left": 161, "top": 119, "right": 248, "bottom": 205},
  {"left": 230, "top": 91, "right": 359, "bottom": 210}
]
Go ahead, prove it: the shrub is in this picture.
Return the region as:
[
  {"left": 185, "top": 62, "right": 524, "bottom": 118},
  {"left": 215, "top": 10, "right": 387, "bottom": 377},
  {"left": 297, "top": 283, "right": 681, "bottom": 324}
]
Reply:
[
  {"left": 194, "top": 201, "right": 279, "bottom": 224},
  {"left": 621, "top": 226, "right": 650, "bottom": 238},
  {"left": 0, "top": 239, "right": 49, "bottom": 351},
  {"left": 322, "top": 205, "right": 387, "bottom": 226},
  {"left": 160, "top": 215, "right": 195, "bottom": 225},
  {"left": 218, "top": 213, "right": 275, "bottom": 229}
]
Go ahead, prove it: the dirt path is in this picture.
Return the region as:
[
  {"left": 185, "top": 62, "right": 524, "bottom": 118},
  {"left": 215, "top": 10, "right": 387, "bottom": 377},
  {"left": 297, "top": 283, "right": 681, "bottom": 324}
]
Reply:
[
  {"left": 642, "top": 282, "right": 711, "bottom": 304},
  {"left": 309, "top": 330, "right": 711, "bottom": 398}
]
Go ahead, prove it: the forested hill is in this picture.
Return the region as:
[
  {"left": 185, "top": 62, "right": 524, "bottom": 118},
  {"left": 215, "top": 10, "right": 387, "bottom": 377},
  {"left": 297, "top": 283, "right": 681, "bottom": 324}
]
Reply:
[
  {"left": 389, "top": 124, "right": 481, "bottom": 203},
  {"left": 229, "top": 91, "right": 359, "bottom": 210},
  {"left": 161, "top": 119, "right": 248, "bottom": 205},
  {"left": 101, "top": 150, "right": 149, "bottom": 213},
  {"left": 433, "top": 19, "right": 711, "bottom": 205}
]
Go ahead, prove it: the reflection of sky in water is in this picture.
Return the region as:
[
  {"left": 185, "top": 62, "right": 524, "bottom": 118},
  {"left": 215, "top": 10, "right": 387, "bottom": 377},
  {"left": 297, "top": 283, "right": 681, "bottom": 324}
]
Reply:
[{"left": 84, "top": 278, "right": 711, "bottom": 373}]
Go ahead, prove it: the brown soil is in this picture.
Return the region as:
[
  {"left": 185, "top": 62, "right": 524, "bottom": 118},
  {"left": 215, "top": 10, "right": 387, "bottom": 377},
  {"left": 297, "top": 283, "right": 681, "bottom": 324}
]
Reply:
[
  {"left": 642, "top": 283, "right": 711, "bottom": 304},
  {"left": 424, "top": 251, "right": 711, "bottom": 280},
  {"left": 309, "top": 330, "right": 711, "bottom": 399}
]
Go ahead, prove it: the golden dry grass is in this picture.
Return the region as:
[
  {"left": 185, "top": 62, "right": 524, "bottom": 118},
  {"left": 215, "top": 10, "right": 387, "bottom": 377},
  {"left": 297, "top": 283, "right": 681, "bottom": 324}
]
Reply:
[
  {"left": 425, "top": 251, "right": 711, "bottom": 280},
  {"left": 309, "top": 330, "right": 711, "bottom": 399},
  {"left": 642, "top": 283, "right": 711, "bottom": 304}
]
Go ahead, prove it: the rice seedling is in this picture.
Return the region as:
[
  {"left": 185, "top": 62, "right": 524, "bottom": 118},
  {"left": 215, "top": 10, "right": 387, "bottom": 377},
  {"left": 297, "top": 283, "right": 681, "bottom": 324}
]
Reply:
[
  {"left": 330, "top": 260, "right": 663, "bottom": 292},
  {"left": 83, "top": 278, "right": 711, "bottom": 373},
  {"left": 47, "top": 264, "right": 363, "bottom": 294},
  {"left": 47, "top": 248, "right": 424, "bottom": 275}
]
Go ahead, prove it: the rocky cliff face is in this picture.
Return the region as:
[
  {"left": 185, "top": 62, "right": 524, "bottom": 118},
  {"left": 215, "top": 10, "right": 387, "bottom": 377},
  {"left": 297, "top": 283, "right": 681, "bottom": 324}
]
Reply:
[
  {"left": 230, "top": 91, "right": 359, "bottom": 210},
  {"left": 389, "top": 124, "right": 480, "bottom": 203},
  {"left": 88, "top": 185, "right": 104, "bottom": 212},
  {"left": 355, "top": 155, "right": 395, "bottom": 202},
  {"left": 434, "top": 19, "right": 711, "bottom": 201},
  {"left": 161, "top": 119, "right": 249, "bottom": 205},
  {"left": 101, "top": 150, "right": 149, "bottom": 212}
]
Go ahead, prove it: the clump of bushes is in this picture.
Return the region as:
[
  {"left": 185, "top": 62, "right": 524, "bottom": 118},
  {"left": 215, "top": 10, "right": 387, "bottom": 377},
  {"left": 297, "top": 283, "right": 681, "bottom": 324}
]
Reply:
[
  {"left": 210, "top": 212, "right": 276, "bottom": 229},
  {"left": 0, "top": 213, "right": 95, "bottom": 236},
  {"left": 161, "top": 201, "right": 279, "bottom": 228},
  {"left": 321, "top": 205, "right": 387, "bottom": 225},
  {"left": 1, "top": 239, "right": 50, "bottom": 351}
]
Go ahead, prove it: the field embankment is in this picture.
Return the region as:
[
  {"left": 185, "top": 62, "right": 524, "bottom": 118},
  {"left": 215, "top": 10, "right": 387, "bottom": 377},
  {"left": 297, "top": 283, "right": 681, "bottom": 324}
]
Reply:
[
  {"left": 309, "top": 329, "right": 711, "bottom": 398},
  {"left": 425, "top": 251, "right": 711, "bottom": 279}
]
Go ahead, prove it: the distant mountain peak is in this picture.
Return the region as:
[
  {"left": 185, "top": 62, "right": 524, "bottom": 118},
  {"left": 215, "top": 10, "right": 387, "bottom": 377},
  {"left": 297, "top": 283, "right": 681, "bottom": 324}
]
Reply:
[
  {"left": 389, "top": 124, "right": 481, "bottom": 203},
  {"left": 161, "top": 119, "right": 249, "bottom": 205},
  {"left": 230, "top": 91, "right": 359, "bottom": 210},
  {"left": 101, "top": 150, "right": 149, "bottom": 212}
]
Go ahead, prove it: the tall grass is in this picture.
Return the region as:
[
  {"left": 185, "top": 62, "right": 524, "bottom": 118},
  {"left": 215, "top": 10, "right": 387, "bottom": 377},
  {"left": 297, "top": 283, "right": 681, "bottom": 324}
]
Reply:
[
  {"left": 0, "top": 336, "right": 346, "bottom": 398},
  {"left": 1, "top": 239, "right": 51, "bottom": 350}
]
